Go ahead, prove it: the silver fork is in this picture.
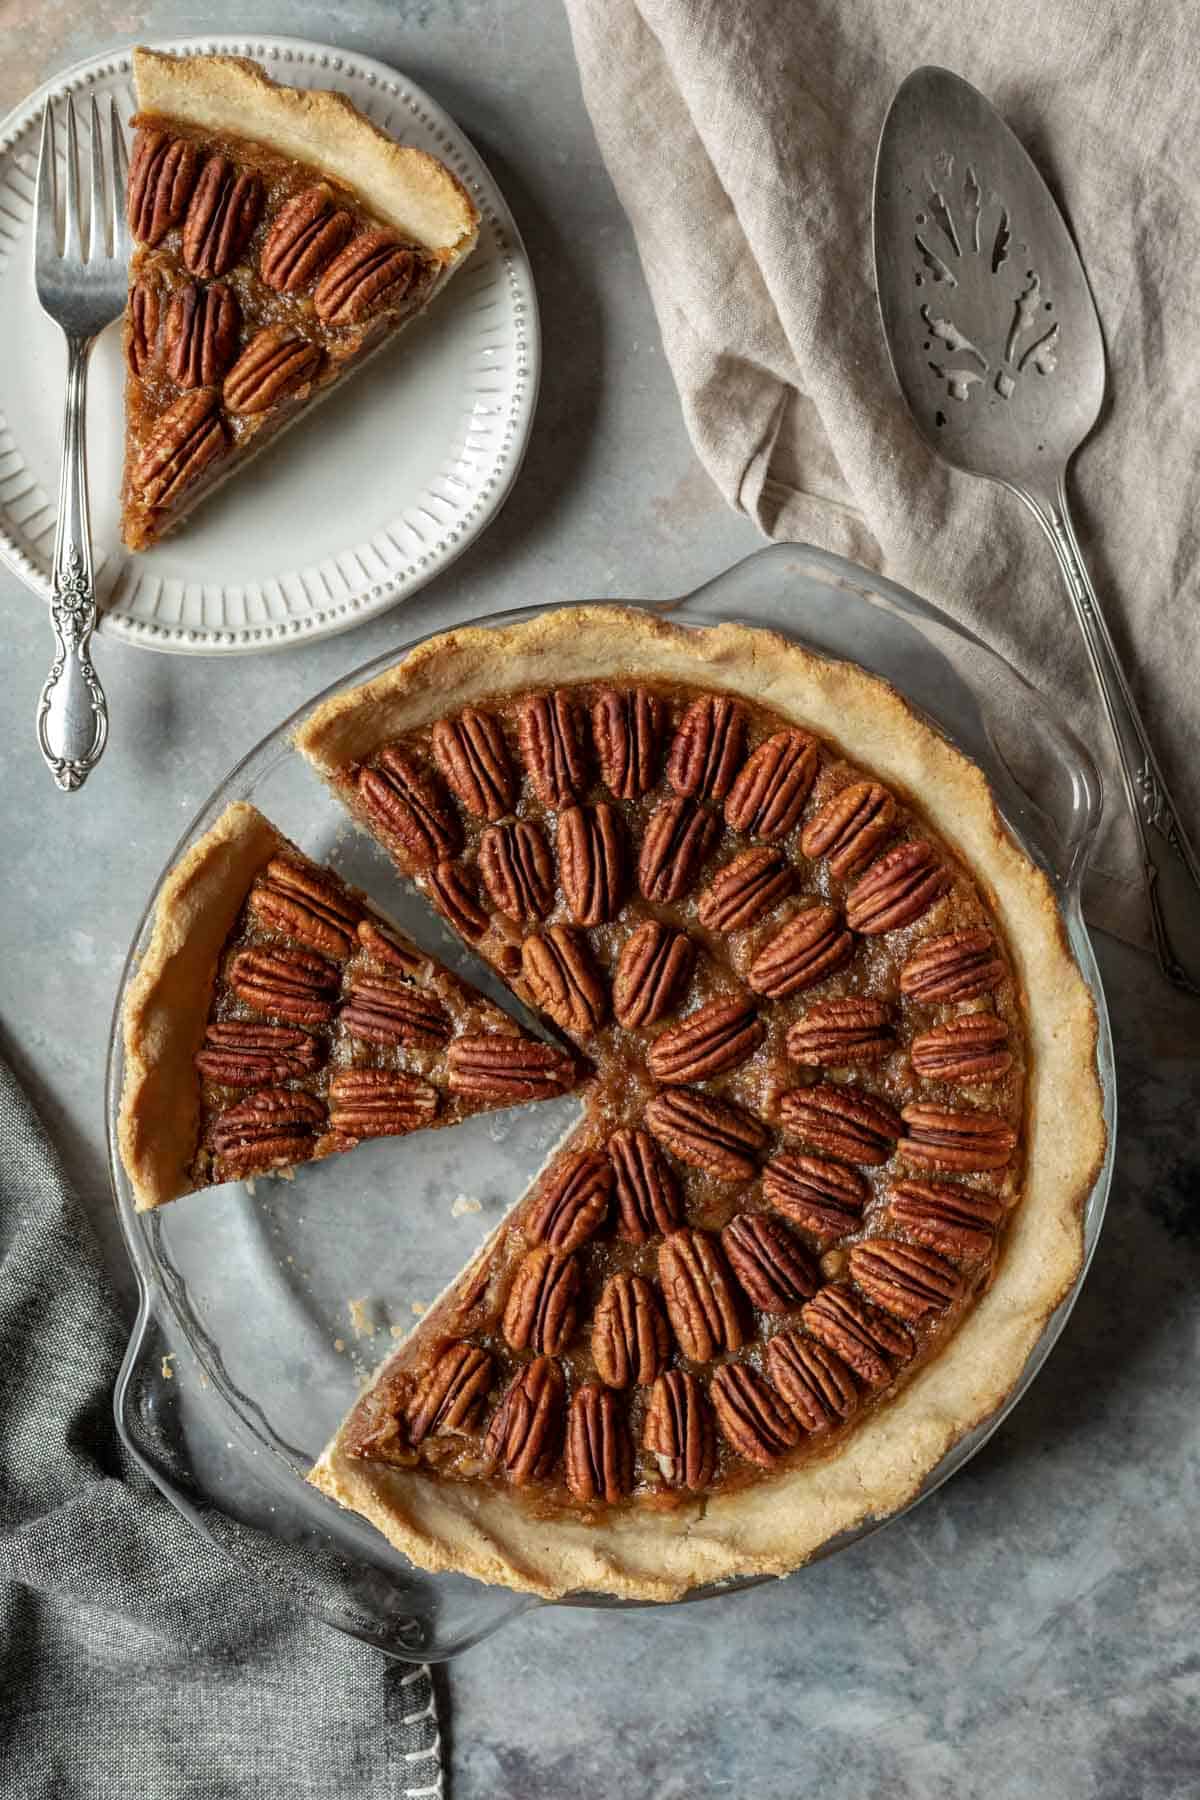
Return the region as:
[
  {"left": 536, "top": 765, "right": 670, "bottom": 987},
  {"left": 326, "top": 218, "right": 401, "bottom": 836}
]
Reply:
[{"left": 33, "top": 94, "right": 129, "bottom": 791}]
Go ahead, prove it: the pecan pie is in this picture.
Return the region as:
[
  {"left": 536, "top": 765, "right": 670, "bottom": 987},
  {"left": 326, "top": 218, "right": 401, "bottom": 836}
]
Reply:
[
  {"left": 119, "top": 49, "right": 478, "bottom": 549},
  {"left": 285, "top": 608, "right": 1105, "bottom": 1602}
]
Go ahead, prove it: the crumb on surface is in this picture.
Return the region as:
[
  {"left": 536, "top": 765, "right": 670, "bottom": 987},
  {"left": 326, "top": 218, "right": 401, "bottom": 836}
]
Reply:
[
  {"left": 348, "top": 1296, "right": 376, "bottom": 1338},
  {"left": 161, "top": 1353, "right": 176, "bottom": 1381},
  {"left": 334, "top": 1337, "right": 346, "bottom": 1353},
  {"left": 451, "top": 1192, "right": 482, "bottom": 1217},
  {"left": 411, "top": 1300, "right": 427, "bottom": 1316}
]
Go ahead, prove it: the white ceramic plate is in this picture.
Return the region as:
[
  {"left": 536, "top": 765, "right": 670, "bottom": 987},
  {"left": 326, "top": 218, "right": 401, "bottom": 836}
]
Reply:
[{"left": 0, "top": 34, "right": 539, "bottom": 653}]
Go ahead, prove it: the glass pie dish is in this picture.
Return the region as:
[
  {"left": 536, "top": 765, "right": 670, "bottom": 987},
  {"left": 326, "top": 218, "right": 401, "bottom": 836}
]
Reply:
[{"left": 106, "top": 542, "right": 1117, "bottom": 1660}]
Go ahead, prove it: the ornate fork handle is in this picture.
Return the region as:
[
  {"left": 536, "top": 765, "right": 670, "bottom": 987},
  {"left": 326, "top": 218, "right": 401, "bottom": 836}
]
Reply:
[{"left": 37, "top": 334, "right": 108, "bottom": 791}]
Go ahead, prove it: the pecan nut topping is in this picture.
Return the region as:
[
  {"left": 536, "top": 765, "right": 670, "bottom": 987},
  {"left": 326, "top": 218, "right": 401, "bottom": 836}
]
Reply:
[
  {"left": 612, "top": 920, "right": 694, "bottom": 1029},
  {"left": 747, "top": 905, "right": 854, "bottom": 999},
  {"left": 765, "top": 1331, "right": 858, "bottom": 1431},
  {"left": 314, "top": 229, "right": 421, "bottom": 324},
  {"left": 910, "top": 1013, "right": 1013, "bottom": 1083},
  {"left": 502, "top": 1246, "right": 581, "bottom": 1355},
  {"left": 426, "top": 860, "right": 491, "bottom": 943},
  {"left": 657, "top": 1228, "right": 745, "bottom": 1359},
  {"left": 710, "top": 1363, "right": 801, "bottom": 1467},
  {"left": 899, "top": 1105, "right": 1017, "bottom": 1172},
  {"left": 127, "top": 129, "right": 199, "bottom": 244},
  {"left": 182, "top": 155, "right": 264, "bottom": 278},
  {"left": 607, "top": 1127, "right": 683, "bottom": 1241},
  {"left": 591, "top": 687, "right": 665, "bottom": 798},
  {"left": 646, "top": 996, "right": 763, "bottom": 1084},
  {"left": 133, "top": 389, "right": 227, "bottom": 509},
  {"left": 209, "top": 1088, "right": 326, "bottom": 1179},
  {"left": 638, "top": 796, "right": 720, "bottom": 902},
  {"left": 526, "top": 1152, "right": 613, "bottom": 1252},
  {"left": 356, "top": 915, "right": 426, "bottom": 975},
  {"left": 786, "top": 997, "right": 895, "bottom": 1068},
  {"left": 518, "top": 691, "right": 588, "bottom": 807},
  {"left": 557, "top": 804, "right": 626, "bottom": 925},
  {"left": 762, "top": 1151, "right": 868, "bottom": 1242},
  {"left": 592, "top": 1271, "right": 670, "bottom": 1387},
  {"left": 801, "top": 1284, "right": 914, "bottom": 1387},
  {"left": 339, "top": 971, "right": 451, "bottom": 1047},
  {"left": 697, "top": 847, "right": 794, "bottom": 932},
  {"left": 721, "top": 1212, "right": 819, "bottom": 1311},
  {"left": 845, "top": 841, "right": 951, "bottom": 934},
  {"left": 127, "top": 280, "right": 161, "bottom": 376},
  {"left": 849, "top": 1239, "right": 966, "bottom": 1321},
  {"left": 431, "top": 708, "right": 516, "bottom": 821},
  {"left": 357, "top": 747, "right": 461, "bottom": 867},
  {"left": 899, "top": 929, "right": 1005, "bottom": 1003},
  {"left": 446, "top": 1035, "right": 576, "bottom": 1101},
  {"left": 887, "top": 1176, "right": 1003, "bottom": 1260},
  {"left": 478, "top": 820, "right": 554, "bottom": 924},
  {"left": 565, "top": 1383, "right": 634, "bottom": 1504},
  {"left": 405, "top": 1342, "right": 493, "bottom": 1444},
  {"left": 163, "top": 281, "right": 240, "bottom": 388},
  {"left": 326, "top": 1068, "right": 439, "bottom": 1138},
  {"left": 800, "top": 781, "right": 898, "bottom": 879},
  {"left": 195, "top": 1019, "right": 324, "bottom": 1087},
  {"left": 228, "top": 944, "right": 340, "bottom": 1025},
  {"left": 778, "top": 1084, "right": 903, "bottom": 1166},
  {"left": 666, "top": 694, "right": 748, "bottom": 801},
  {"left": 646, "top": 1088, "right": 771, "bottom": 1181},
  {"left": 224, "top": 327, "right": 322, "bottom": 414},
  {"left": 643, "top": 1369, "right": 716, "bottom": 1491},
  {"left": 481, "top": 1355, "right": 565, "bottom": 1485},
  {"left": 260, "top": 184, "right": 355, "bottom": 292},
  {"left": 522, "top": 926, "right": 607, "bottom": 1036},
  {"left": 248, "top": 855, "right": 362, "bottom": 959},
  {"left": 723, "top": 729, "right": 819, "bottom": 840}
]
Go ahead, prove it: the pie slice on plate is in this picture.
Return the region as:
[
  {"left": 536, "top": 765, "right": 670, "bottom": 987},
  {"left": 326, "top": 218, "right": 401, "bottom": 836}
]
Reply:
[
  {"left": 120, "top": 48, "right": 479, "bottom": 549},
  {"left": 117, "top": 801, "right": 577, "bottom": 1211}
]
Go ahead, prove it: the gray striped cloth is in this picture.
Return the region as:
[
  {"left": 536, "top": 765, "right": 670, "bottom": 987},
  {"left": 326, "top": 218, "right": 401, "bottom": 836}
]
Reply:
[{"left": 0, "top": 1054, "right": 442, "bottom": 1800}]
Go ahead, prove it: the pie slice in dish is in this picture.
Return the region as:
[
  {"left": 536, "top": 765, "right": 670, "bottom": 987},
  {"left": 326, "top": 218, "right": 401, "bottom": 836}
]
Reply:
[
  {"left": 117, "top": 802, "right": 577, "bottom": 1211},
  {"left": 120, "top": 48, "right": 479, "bottom": 549}
]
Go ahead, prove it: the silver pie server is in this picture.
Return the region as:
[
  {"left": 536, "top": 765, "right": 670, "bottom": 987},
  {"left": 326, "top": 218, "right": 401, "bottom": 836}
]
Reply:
[{"left": 872, "top": 65, "right": 1200, "bottom": 995}]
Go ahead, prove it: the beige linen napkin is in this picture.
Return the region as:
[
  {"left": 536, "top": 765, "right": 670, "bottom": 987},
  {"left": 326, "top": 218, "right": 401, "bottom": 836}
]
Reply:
[{"left": 564, "top": 0, "right": 1200, "bottom": 947}]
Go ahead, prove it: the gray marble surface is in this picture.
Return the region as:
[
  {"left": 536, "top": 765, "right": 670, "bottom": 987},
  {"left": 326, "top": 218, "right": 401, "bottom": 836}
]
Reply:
[{"left": 2, "top": 4, "right": 1197, "bottom": 1796}]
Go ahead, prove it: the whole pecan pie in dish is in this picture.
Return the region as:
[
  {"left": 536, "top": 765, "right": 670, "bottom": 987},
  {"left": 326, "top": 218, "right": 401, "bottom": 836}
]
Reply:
[
  {"left": 283, "top": 608, "right": 1106, "bottom": 1601},
  {"left": 120, "top": 48, "right": 478, "bottom": 549}
]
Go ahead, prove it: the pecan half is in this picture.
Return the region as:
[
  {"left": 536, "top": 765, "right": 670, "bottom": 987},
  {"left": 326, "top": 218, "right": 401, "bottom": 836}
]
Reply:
[
  {"left": 646, "top": 1088, "right": 770, "bottom": 1181},
  {"left": 657, "top": 1228, "right": 745, "bottom": 1359},
  {"left": 163, "top": 281, "right": 240, "bottom": 388},
  {"left": 127, "top": 129, "right": 199, "bottom": 244},
  {"left": 747, "top": 905, "right": 854, "bottom": 998},
  {"left": 607, "top": 1127, "right": 683, "bottom": 1242},
  {"left": 899, "top": 1105, "right": 1017, "bottom": 1172},
  {"left": 710, "top": 1363, "right": 801, "bottom": 1467},
  {"left": 195, "top": 1019, "right": 324, "bottom": 1087},
  {"left": 430, "top": 708, "right": 516, "bottom": 821},
  {"left": 565, "top": 1383, "right": 634, "bottom": 1504},
  {"left": 478, "top": 820, "right": 554, "bottom": 924},
  {"left": 667, "top": 695, "right": 748, "bottom": 801},
  {"left": 356, "top": 915, "right": 425, "bottom": 975},
  {"left": 260, "top": 184, "right": 355, "bottom": 292},
  {"left": 646, "top": 996, "right": 763, "bottom": 1084},
  {"left": 778, "top": 1084, "right": 903, "bottom": 1166},
  {"left": 557, "top": 804, "right": 626, "bottom": 925},
  {"left": 850, "top": 1239, "right": 965, "bottom": 1321},
  {"left": 592, "top": 1272, "right": 670, "bottom": 1387},
  {"left": 248, "top": 855, "right": 362, "bottom": 959},
  {"left": 223, "top": 327, "right": 321, "bottom": 414},
  {"left": 721, "top": 1212, "right": 819, "bottom": 1311},
  {"left": 522, "top": 926, "right": 607, "bottom": 1036},
  {"left": 426, "top": 860, "right": 491, "bottom": 942},
  {"left": 526, "top": 1152, "right": 612, "bottom": 1252},
  {"left": 765, "top": 1331, "right": 858, "bottom": 1431},
  {"left": 357, "top": 747, "right": 460, "bottom": 867},
  {"left": 762, "top": 1151, "right": 868, "bottom": 1243},
  {"left": 638, "top": 796, "right": 720, "bottom": 902},
  {"left": 643, "top": 1370, "right": 716, "bottom": 1490},
  {"left": 339, "top": 971, "right": 450, "bottom": 1047},
  {"left": 446, "top": 1035, "right": 576, "bottom": 1101},
  {"left": 591, "top": 687, "right": 665, "bottom": 798},
  {"left": 612, "top": 920, "right": 694, "bottom": 1028},
  {"left": 800, "top": 781, "right": 898, "bottom": 878},
  {"left": 724, "top": 729, "right": 819, "bottom": 840},
  {"left": 133, "top": 389, "right": 227, "bottom": 510},
  {"left": 801, "top": 1284, "right": 914, "bottom": 1387},
  {"left": 182, "top": 155, "right": 263, "bottom": 278},
  {"left": 228, "top": 944, "right": 339, "bottom": 1025},
  {"left": 314, "top": 229, "right": 421, "bottom": 323},
  {"left": 845, "top": 841, "right": 951, "bottom": 934},
  {"left": 899, "top": 929, "right": 1006, "bottom": 1002},
  {"left": 326, "top": 1068, "right": 439, "bottom": 1138},
  {"left": 887, "top": 1176, "right": 1003, "bottom": 1260},
  {"left": 127, "top": 280, "right": 161, "bottom": 376},
  {"left": 405, "top": 1342, "right": 493, "bottom": 1443},
  {"left": 910, "top": 1013, "right": 1013, "bottom": 1083},
  {"left": 697, "top": 847, "right": 794, "bottom": 932},
  {"left": 517, "top": 691, "right": 588, "bottom": 806},
  {"left": 502, "top": 1247, "right": 581, "bottom": 1354},
  {"left": 786, "top": 997, "right": 895, "bottom": 1068},
  {"left": 481, "top": 1355, "right": 565, "bottom": 1485},
  {"left": 209, "top": 1088, "right": 326, "bottom": 1179}
]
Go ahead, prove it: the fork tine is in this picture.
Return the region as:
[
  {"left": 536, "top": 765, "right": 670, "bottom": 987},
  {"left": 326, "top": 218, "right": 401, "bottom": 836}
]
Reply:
[
  {"left": 62, "top": 96, "right": 80, "bottom": 262},
  {"left": 109, "top": 97, "right": 131, "bottom": 263},
  {"left": 87, "top": 95, "right": 106, "bottom": 261},
  {"left": 35, "top": 100, "right": 58, "bottom": 265}
]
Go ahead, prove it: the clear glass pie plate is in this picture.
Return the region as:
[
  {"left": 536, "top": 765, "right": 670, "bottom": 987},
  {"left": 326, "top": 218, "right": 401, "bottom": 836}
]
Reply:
[{"left": 106, "top": 542, "right": 1117, "bottom": 1661}]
